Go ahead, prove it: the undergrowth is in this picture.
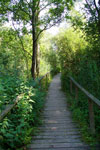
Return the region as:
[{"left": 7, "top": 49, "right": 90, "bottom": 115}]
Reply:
[
  {"left": 61, "top": 74, "right": 100, "bottom": 147},
  {"left": 0, "top": 74, "right": 52, "bottom": 150}
]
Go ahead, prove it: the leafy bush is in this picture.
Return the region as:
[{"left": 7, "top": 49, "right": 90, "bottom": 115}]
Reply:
[
  {"left": 0, "top": 75, "right": 48, "bottom": 150},
  {"left": 53, "top": 27, "right": 100, "bottom": 145}
]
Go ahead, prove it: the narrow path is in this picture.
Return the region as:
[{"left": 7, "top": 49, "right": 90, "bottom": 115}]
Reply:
[{"left": 28, "top": 74, "right": 90, "bottom": 150}]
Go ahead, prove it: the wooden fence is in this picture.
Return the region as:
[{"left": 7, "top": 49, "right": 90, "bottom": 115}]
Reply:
[
  {"left": 38, "top": 72, "right": 51, "bottom": 88},
  {"left": 0, "top": 71, "right": 51, "bottom": 122},
  {"left": 69, "top": 76, "right": 100, "bottom": 134}
]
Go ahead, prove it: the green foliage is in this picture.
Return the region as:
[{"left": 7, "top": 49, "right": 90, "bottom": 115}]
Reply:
[
  {"left": 0, "top": 27, "right": 32, "bottom": 78},
  {"left": 0, "top": 0, "right": 75, "bottom": 78},
  {"left": 52, "top": 27, "right": 100, "bottom": 145},
  {"left": 54, "top": 28, "right": 87, "bottom": 74},
  {"left": 64, "top": 90, "right": 99, "bottom": 146},
  {"left": 0, "top": 2, "right": 66, "bottom": 149},
  {"left": 83, "top": 0, "right": 100, "bottom": 40},
  {"left": 39, "top": 32, "right": 60, "bottom": 75},
  {"left": 0, "top": 73, "right": 50, "bottom": 149}
]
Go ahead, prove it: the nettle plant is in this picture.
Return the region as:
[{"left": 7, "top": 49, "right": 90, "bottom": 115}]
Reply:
[{"left": 0, "top": 77, "right": 46, "bottom": 149}]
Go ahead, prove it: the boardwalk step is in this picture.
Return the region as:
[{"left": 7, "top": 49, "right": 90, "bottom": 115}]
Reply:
[
  {"left": 39, "top": 126, "right": 79, "bottom": 130},
  {"left": 34, "top": 131, "right": 80, "bottom": 136},
  {"left": 38, "top": 128, "right": 79, "bottom": 132},
  {"left": 28, "top": 148, "right": 90, "bottom": 150},
  {"left": 44, "top": 121, "right": 76, "bottom": 123},
  {"left": 28, "top": 74, "right": 89, "bottom": 150},
  {"left": 32, "top": 135, "right": 81, "bottom": 139},
  {"left": 42, "top": 124, "right": 78, "bottom": 128},
  {"left": 31, "top": 138, "right": 82, "bottom": 143},
  {"left": 29, "top": 143, "right": 88, "bottom": 148}
]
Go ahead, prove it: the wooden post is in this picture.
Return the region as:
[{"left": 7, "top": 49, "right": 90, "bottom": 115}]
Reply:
[
  {"left": 70, "top": 80, "right": 72, "bottom": 94},
  {"left": 49, "top": 72, "right": 50, "bottom": 81},
  {"left": 88, "top": 99, "right": 95, "bottom": 134},
  {"left": 46, "top": 74, "right": 48, "bottom": 89},
  {"left": 39, "top": 80, "right": 42, "bottom": 89},
  {"left": 75, "top": 87, "right": 78, "bottom": 99}
]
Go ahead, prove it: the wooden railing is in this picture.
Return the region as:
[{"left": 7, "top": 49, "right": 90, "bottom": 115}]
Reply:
[
  {"left": 0, "top": 94, "right": 23, "bottom": 121},
  {"left": 38, "top": 72, "right": 51, "bottom": 86},
  {"left": 0, "top": 71, "right": 51, "bottom": 122},
  {"left": 69, "top": 76, "right": 100, "bottom": 134}
]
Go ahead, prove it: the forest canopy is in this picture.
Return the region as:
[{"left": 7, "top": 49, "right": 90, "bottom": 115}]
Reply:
[{"left": 0, "top": 0, "right": 75, "bottom": 78}]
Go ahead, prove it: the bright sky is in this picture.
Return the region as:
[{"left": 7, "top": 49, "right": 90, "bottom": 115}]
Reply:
[
  {"left": 47, "top": 21, "right": 68, "bottom": 35},
  {"left": 47, "top": 0, "right": 98, "bottom": 35},
  {"left": 47, "top": 0, "right": 85, "bottom": 35}
]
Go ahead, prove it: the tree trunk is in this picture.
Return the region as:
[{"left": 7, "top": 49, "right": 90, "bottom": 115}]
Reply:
[
  {"left": 31, "top": 1, "right": 40, "bottom": 79},
  {"left": 31, "top": 6, "right": 36, "bottom": 79},
  {"left": 36, "top": 43, "right": 40, "bottom": 77},
  {"left": 98, "top": 14, "right": 100, "bottom": 34},
  {"left": 31, "top": 39, "right": 36, "bottom": 79}
]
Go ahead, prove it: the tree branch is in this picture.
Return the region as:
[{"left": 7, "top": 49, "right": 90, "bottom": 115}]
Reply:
[
  {"left": 35, "top": 18, "right": 62, "bottom": 42},
  {"left": 85, "top": 0, "right": 97, "bottom": 21},
  {"left": 38, "top": 2, "right": 52, "bottom": 14},
  {"left": 93, "top": 0, "right": 99, "bottom": 14},
  {"left": 18, "top": 4, "right": 32, "bottom": 20},
  {"left": 12, "top": 21, "right": 32, "bottom": 58},
  {"left": 36, "top": 0, "right": 40, "bottom": 8},
  {"left": 85, "top": 0, "right": 93, "bottom": 13}
]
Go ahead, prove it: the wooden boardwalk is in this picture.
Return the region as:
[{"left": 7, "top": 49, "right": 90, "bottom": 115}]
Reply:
[{"left": 28, "top": 74, "right": 90, "bottom": 150}]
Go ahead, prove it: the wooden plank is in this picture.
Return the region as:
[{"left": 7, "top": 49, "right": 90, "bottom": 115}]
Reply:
[
  {"left": 88, "top": 99, "right": 95, "bottom": 134},
  {"left": 69, "top": 77, "right": 100, "bottom": 107},
  {"left": 75, "top": 87, "right": 78, "bottom": 100},
  {"left": 28, "top": 74, "right": 89, "bottom": 150},
  {"left": 70, "top": 80, "right": 72, "bottom": 94},
  {"left": 0, "top": 94, "right": 23, "bottom": 121},
  {"left": 38, "top": 72, "right": 50, "bottom": 83},
  {"left": 38, "top": 71, "right": 52, "bottom": 85},
  {"left": 46, "top": 74, "right": 48, "bottom": 88}
]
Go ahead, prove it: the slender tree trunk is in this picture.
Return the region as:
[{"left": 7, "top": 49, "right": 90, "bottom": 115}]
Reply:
[
  {"left": 31, "top": 39, "right": 36, "bottom": 79},
  {"left": 35, "top": 2, "right": 40, "bottom": 77},
  {"left": 31, "top": 6, "right": 36, "bottom": 79},
  {"left": 36, "top": 43, "right": 39, "bottom": 77},
  {"left": 31, "top": 1, "right": 40, "bottom": 79}
]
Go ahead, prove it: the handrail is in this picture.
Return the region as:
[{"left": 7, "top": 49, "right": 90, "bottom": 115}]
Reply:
[
  {"left": 38, "top": 71, "right": 51, "bottom": 83},
  {"left": 69, "top": 76, "right": 100, "bottom": 134},
  {"left": 70, "top": 77, "right": 100, "bottom": 106},
  {"left": 0, "top": 94, "right": 23, "bottom": 121},
  {"left": 0, "top": 71, "right": 51, "bottom": 122}
]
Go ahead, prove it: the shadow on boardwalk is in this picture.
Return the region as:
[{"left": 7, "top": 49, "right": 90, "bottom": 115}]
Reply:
[{"left": 28, "top": 74, "right": 97, "bottom": 150}]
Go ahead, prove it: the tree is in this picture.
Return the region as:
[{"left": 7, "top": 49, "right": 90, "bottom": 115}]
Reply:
[
  {"left": 84, "top": 0, "right": 100, "bottom": 38},
  {"left": 0, "top": 27, "right": 32, "bottom": 78},
  {"left": 0, "top": 0, "right": 75, "bottom": 79},
  {"left": 69, "top": 0, "right": 100, "bottom": 39}
]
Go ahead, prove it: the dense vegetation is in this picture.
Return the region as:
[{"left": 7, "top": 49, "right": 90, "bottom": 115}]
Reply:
[
  {"left": 0, "top": 26, "right": 55, "bottom": 150},
  {"left": 50, "top": 0, "right": 100, "bottom": 145},
  {"left": 0, "top": 76, "right": 47, "bottom": 149},
  {"left": 0, "top": 0, "right": 100, "bottom": 149},
  {"left": 52, "top": 27, "right": 100, "bottom": 145},
  {"left": 0, "top": 0, "right": 74, "bottom": 78}
]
